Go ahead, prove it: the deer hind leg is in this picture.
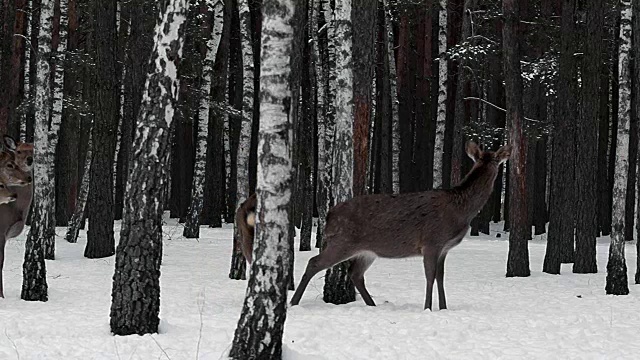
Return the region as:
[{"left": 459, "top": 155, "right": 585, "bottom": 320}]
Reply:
[
  {"left": 422, "top": 248, "right": 439, "bottom": 311},
  {"left": 436, "top": 253, "right": 447, "bottom": 310},
  {"left": 348, "top": 252, "right": 376, "bottom": 306},
  {"left": 290, "top": 242, "right": 356, "bottom": 306},
  {"left": 0, "top": 236, "right": 5, "bottom": 298}
]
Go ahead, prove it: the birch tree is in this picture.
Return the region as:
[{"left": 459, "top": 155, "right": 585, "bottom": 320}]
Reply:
[
  {"left": 432, "top": 0, "right": 447, "bottom": 188},
  {"left": 313, "top": 0, "right": 328, "bottom": 248},
  {"left": 65, "top": 121, "right": 93, "bottom": 244},
  {"left": 635, "top": 0, "right": 640, "bottom": 284},
  {"left": 607, "top": 0, "right": 632, "bottom": 295},
  {"left": 229, "top": 0, "right": 254, "bottom": 280},
  {"left": 21, "top": 0, "right": 55, "bottom": 302},
  {"left": 323, "top": 0, "right": 356, "bottom": 305},
  {"left": 229, "top": 2, "right": 294, "bottom": 356},
  {"left": 383, "top": 0, "right": 400, "bottom": 195},
  {"left": 110, "top": 0, "right": 188, "bottom": 335},
  {"left": 184, "top": 0, "right": 224, "bottom": 238}
]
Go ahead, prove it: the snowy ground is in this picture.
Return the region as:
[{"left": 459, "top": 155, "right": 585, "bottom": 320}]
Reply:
[{"left": 1, "top": 220, "right": 640, "bottom": 359}]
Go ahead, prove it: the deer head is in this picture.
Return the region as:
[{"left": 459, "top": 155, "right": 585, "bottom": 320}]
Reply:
[
  {"left": 3, "top": 135, "right": 34, "bottom": 172},
  {"left": 0, "top": 151, "right": 32, "bottom": 186}
]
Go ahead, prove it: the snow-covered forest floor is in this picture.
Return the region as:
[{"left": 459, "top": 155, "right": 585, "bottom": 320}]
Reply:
[{"left": 1, "top": 219, "right": 640, "bottom": 359}]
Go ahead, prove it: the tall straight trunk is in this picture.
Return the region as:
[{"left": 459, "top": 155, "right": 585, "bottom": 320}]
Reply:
[
  {"left": 110, "top": 0, "right": 188, "bottom": 335},
  {"left": 229, "top": 0, "right": 254, "bottom": 279},
  {"left": 229, "top": 3, "right": 294, "bottom": 356},
  {"left": 625, "top": 109, "right": 638, "bottom": 241},
  {"left": 352, "top": 0, "right": 376, "bottom": 196},
  {"left": 184, "top": 0, "right": 224, "bottom": 238},
  {"left": 544, "top": 0, "right": 578, "bottom": 273},
  {"left": 21, "top": 0, "right": 55, "bottom": 302},
  {"left": 323, "top": 0, "right": 356, "bottom": 305},
  {"left": 41, "top": 0, "right": 69, "bottom": 260},
  {"left": 635, "top": 0, "right": 640, "bottom": 284},
  {"left": 20, "top": 0, "right": 33, "bottom": 142},
  {"left": 503, "top": 0, "right": 529, "bottom": 278},
  {"left": 450, "top": 0, "right": 473, "bottom": 186},
  {"left": 299, "top": 0, "right": 315, "bottom": 252},
  {"left": 384, "top": 0, "right": 400, "bottom": 195},
  {"left": 606, "top": 0, "right": 631, "bottom": 296},
  {"left": 65, "top": 122, "right": 93, "bottom": 243},
  {"left": 607, "top": 13, "right": 622, "bottom": 240},
  {"left": 574, "top": 0, "right": 602, "bottom": 274},
  {"left": 86, "top": 0, "right": 118, "bottom": 259},
  {"left": 313, "top": 0, "right": 327, "bottom": 248},
  {"left": 433, "top": 0, "right": 447, "bottom": 188},
  {"left": 4, "top": 0, "right": 28, "bottom": 138},
  {"left": 533, "top": 135, "right": 548, "bottom": 235},
  {"left": 598, "top": 48, "right": 611, "bottom": 236}
]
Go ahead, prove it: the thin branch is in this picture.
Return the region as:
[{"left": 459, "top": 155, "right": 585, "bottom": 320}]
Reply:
[
  {"left": 464, "top": 97, "right": 541, "bottom": 123},
  {"left": 13, "top": 34, "right": 37, "bottom": 55}
]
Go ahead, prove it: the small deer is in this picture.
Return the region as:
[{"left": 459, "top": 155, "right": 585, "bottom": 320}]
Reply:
[
  {"left": 0, "top": 182, "right": 17, "bottom": 205},
  {"left": 235, "top": 192, "right": 257, "bottom": 264},
  {"left": 0, "top": 135, "right": 34, "bottom": 298},
  {"left": 289, "top": 141, "right": 512, "bottom": 310}
]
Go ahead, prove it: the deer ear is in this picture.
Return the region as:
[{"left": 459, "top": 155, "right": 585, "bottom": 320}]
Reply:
[
  {"left": 3, "top": 135, "right": 17, "bottom": 152},
  {"left": 495, "top": 144, "right": 513, "bottom": 164},
  {"left": 466, "top": 141, "right": 482, "bottom": 162}
]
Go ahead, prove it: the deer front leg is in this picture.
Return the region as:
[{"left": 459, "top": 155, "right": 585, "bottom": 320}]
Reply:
[
  {"left": 436, "top": 253, "right": 447, "bottom": 310},
  {"left": 422, "top": 250, "right": 438, "bottom": 311},
  {"left": 0, "top": 236, "right": 6, "bottom": 298}
]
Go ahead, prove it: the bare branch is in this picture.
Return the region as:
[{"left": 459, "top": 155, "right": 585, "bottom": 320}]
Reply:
[{"left": 464, "top": 97, "right": 541, "bottom": 122}]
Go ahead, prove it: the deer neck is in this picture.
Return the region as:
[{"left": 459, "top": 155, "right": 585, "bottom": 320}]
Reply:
[{"left": 452, "top": 164, "right": 497, "bottom": 220}]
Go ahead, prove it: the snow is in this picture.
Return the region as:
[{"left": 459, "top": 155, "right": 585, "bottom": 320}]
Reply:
[{"left": 2, "top": 221, "right": 640, "bottom": 359}]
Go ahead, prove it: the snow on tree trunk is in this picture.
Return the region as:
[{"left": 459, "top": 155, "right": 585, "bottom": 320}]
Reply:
[
  {"left": 109, "top": 0, "right": 188, "bottom": 335},
  {"left": 229, "top": 1, "right": 294, "bottom": 357},
  {"left": 223, "top": 61, "right": 232, "bottom": 222},
  {"left": 607, "top": 0, "right": 632, "bottom": 295},
  {"left": 323, "top": 0, "right": 356, "bottom": 305},
  {"left": 229, "top": 0, "right": 254, "bottom": 280},
  {"left": 41, "top": 0, "right": 69, "bottom": 260},
  {"left": 432, "top": 0, "right": 447, "bottom": 189},
  {"left": 384, "top": 0, "right": 400, "bottom": 195},
  {"left": 65, "top": 122, "right": 93, "bottom": 244},
  {"left": 21, "top": 0, "right": 55, "bottom": 302},
  {"left": 184, "top": 0, "right": 224, "bottom": 239}
]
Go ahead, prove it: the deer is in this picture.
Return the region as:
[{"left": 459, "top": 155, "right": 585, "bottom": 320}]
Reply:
[
  {"left": 289, "top": 141, "right": 512, "bottom": 310},
  {"left": 235, "top": 192, "right": 257, "bottom": 264},
  {"left": 0, "top": 135, "right": 34, "bottom": 298}
]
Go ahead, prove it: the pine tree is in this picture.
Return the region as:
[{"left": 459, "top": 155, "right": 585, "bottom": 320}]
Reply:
[
  {"left": 574, "top": 0, "right": 602, "bottom": 274},
  {"left": 323, "top": 0, "right": 356, "bottom": 305},
  {"left": 184, "top": 0, "right": 224, "bottom": 238},
  {"left": 229, "top": 0, "right": 254, "bottom": 280},
  {"left": 110, "top": 0, "right": 188, "bottom": 335},
  {"left": 65, "top": 121, "right": 93, "bottom": 244},
  {"left": 21, "top": 0, "right": 55, "bottom": 302},
  {"left": 229, "top": 2, "right": 294, "bottom": 356},
  {"left": 606, "top": 0, "right": 632, "bottom": 296},
  {"left": 503, "top": 0, "right": 529, "bottom": 277}
]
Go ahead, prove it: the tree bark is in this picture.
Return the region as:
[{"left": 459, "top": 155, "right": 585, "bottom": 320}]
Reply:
[
  {"left": 503, "top": 0, "right": 529, "bottom": 278},
  {"left": 606, "top": 0, "right": 631, "bottom": 296},
  {"left": 323, "top": 0, "right": 356, "bottom": 305},
  {"left": 229, "top": 3, "right": 294, "bottom": 356},
  {"left": 65, "top": 122, "right": 92, "bottom": 244},
  {"left": 573, "top": 0, "right": 602, "bottom": 274},
  {"left": 21, "top": 0, "right": 55, "bottom": 302},
  {"left": 433, "top": 0, "right": 448, "bottom": 188},
  {"left": 110, "top": 0, "right": 188, "bottom": 335},
  {"left": 184, "top": 0, "right": 224, "bottom": 238},
  {"left": 635, "top": 0, "right": 640, "bottom": 284},
  {"left": 85, "top": 0, "right": 118, "bottom": 259}
]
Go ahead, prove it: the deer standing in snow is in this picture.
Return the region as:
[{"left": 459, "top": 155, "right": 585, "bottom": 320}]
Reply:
[
  {"left": 0, "top": 135, "right": 34, "bottom": 298},
  {"left": 289, "top": 141, "right": 511, "bottom": 310},
  {"left": 235, "top": 192, "right": 257, "bottom": 264}
]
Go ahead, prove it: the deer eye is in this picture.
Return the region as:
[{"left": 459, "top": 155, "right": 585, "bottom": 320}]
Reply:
[{"left": 7, "top": 164, "right": 13, "bottom": 169}]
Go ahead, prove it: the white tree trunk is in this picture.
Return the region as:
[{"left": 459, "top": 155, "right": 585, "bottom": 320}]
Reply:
[
  {"left": 323, "top": 0, "right": 356, "bottom": 304},
  {"left": 432, "top": 0, "right": 448, "bottom": 189},
  {"left": 606, "top": 0, "right": 632, "bottom": 295},
  {"left": 184, "top": 0, "right": 224, "bottom": 238},
  {"left": 110, "top": 0, "right": 188, "bottom": 335},
  {"left": 22, "top": 0, "right": 55, "bottom": 302},
  {"left": 20, "top": 4, "right": 32, "bottom": 143},
  {"left": 230, "top": 0, "right": 255, "bottom": 278},
  {"left": 229, "top": 1, "right": 294, "bottom": 357},
  {"left": 383, "top": 0, "right": 400, "bottom": 194}
]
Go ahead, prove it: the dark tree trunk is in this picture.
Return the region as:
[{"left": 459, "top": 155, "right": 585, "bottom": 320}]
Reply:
[
  {"left": 634, "top": 0, "right": 640, "bottom": 283},
  {"left": 503, "top": 0, "right": 529, "bottom": 277},
  {"left": 533, "top": 135, "right": 548, "bottom": 235},
  {"left": 597, "top": 50, "right": 611, "bottom": 236},
  {"left": 544, "top": 0, "right": 578, "bottom": 273},
  {"left": 85, "top": 0, "right": 118, "bottom": 259},
  {"left": 573, "top": 0, "right": 602, "bottom": 274},
  {"left": 110, "top": 0, "right": 188, "bottom": 335}
]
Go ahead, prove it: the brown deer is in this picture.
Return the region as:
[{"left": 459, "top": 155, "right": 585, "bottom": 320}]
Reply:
[
  {"left": 0, "top": 182, "right": 17, "bottom": 205},
  {"left": 289, "top": 141, "right": 512, "bottom": 310},
  {"left": 235, "top": 192, "right": 257, "bottom": 263},
  {"left": 0, "top": 135, "right": 34, "bottom": 298}
]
